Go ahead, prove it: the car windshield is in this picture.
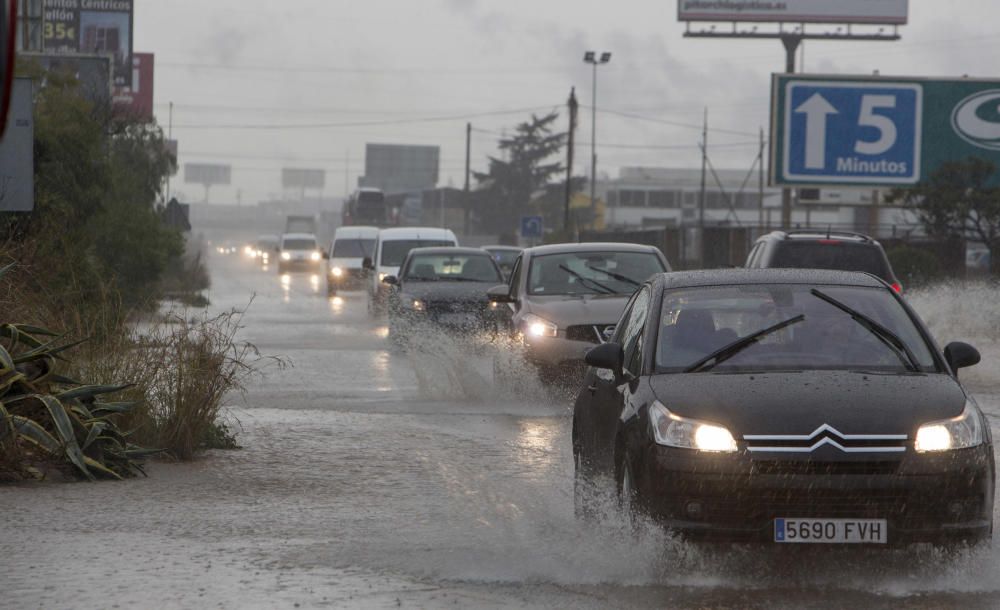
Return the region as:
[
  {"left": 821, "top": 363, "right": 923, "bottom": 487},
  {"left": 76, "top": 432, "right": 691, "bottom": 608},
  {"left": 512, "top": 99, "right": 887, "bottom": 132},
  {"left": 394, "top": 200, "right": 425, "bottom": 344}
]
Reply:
[
  {"left": 332, "top": 238, "right": 375, "bottom": 258},
  {"left": 772, "top": 242, "right": 891, "bottom": 280},
  {"left": 283, "top": 239, "right": 316, "bottom": 250},
  {"left": 381, "top": 240, "right": 454, "bottom": 267},
  {"left": 528, "top": 251, "right": 664, "bottom": 296},
  {"left": 403, "top": 254, "right": 501, "bottom": 282},
  {"left": 655, "top": 284, "right": 936, "bottom": 373},
  {"left": 488, "top": 249, "right": 520, "bottom": 267}
]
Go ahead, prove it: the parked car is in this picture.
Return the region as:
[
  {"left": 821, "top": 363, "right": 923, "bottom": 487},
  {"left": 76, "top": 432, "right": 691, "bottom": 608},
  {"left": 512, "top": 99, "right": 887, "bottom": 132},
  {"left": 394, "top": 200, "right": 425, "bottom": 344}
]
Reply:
[
  {"left": 278, "top": 233, "right": 325, "bottom": 274},
  {"left": 574, "top": 268, "right": 992, "bottom": 546},
  {"left": 327, "top": 226, "right": 378, "bottom": 294},
  {"left": 489, "top": 243, "right": 670, "bottom": 386},
  {"left": 365, "top": 227, "right": 458, "bottom": 316},
  {"left": 384, "top": 247, "right": 504, "bottom": 344},
  {"left": 482, "top": 245, "right": 523, "bottom": 281},
  {"left": 746, "top": 230, "right": 902, "bottom": 293}
]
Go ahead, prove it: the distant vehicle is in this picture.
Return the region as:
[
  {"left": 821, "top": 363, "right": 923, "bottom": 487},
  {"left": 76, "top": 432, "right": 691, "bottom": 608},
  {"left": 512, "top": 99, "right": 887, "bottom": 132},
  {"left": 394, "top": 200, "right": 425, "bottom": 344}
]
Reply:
[
  {"left": 278, "top": 233, "right": 325, "bottom": 274},
  {"left": 482, "top": 245, "right": 522, "bottom": 280},
  {"left": 384, "top": 247, "right": 504, "bottom": 344},
  {"left": 256, "top": 234, "right": 280, "bottom": 267},
  {"left": 575, "top": 269, "right": 991, "bottom": 547},
  {"left": 747, "top": 230, "right": 902, "bottom": 293},
  {"left": 343, "top": 188, "right": 389, "bottom": 227},
  {"left": 327, "top": 226, "right": 379, "bottom": 295},
  {"left": 489, "top": 242, "right": 670, "bottom": 386},
  {"left": 400, "top": 194, "right": 423, "bottom": 226},
  {"left": 365, "top": 227, "right": 459, "bottom": 316},
  {"left": 285, "top": 215, "right": 317, "bottom": 235}
]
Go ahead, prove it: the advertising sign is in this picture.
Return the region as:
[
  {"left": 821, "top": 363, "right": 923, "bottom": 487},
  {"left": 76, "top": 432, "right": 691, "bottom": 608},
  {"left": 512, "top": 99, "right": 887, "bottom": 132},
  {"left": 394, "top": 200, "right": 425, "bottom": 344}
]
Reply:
[
  {"left": 42, "top": 0, "right": 134, "bottom": 87},
  {"left": 20, "top": 52, "right": 112, "bottom": 100},
  {"left": 1, "top": 0, "right": 14, "bottom": 137},
  {"left": 361, "top": 144, "right": 440, "bottom": 194},
  {"left": 678, "top": 0, "right": 908, "bottom": 25},
  {"left": 771, "top": 74, "right": 1000, "bottom": 187},
  {"left": 184, "top": 163, "right": 231, "bottom": 186},
  {"left": 282, "top": 168, "right": 326, "bottom": 190},
  {"left": 0, "top": 79, "right": 35, "bottom": 211},
  {"left": 112, "top": 52, "right": 152, "bottom": 120}
]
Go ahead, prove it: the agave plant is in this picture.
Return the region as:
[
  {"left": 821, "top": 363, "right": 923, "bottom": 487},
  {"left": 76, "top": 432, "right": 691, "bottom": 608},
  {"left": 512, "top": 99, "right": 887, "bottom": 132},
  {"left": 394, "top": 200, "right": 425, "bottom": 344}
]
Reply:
[{"left": 0, "top": 264, "right": 153, "bottom": 480}]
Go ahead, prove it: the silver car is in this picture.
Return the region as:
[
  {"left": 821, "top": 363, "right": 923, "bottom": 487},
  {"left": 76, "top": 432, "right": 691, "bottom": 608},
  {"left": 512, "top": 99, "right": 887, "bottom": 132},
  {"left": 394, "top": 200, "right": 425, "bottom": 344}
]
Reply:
[{"left": 489, "top": 242, "right": 671, "bottom": 385}]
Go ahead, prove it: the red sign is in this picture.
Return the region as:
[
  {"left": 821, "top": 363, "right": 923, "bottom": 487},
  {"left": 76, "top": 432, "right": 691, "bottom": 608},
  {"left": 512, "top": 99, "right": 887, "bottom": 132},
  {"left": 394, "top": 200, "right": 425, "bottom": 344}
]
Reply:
[{"left": 113, "top": 52, "right": 153, "bottom": 121}]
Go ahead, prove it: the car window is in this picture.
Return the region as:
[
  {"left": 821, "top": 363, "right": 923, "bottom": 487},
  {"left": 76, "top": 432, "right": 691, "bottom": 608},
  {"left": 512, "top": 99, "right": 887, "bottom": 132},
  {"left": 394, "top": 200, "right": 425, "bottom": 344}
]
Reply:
[
  {"left": 770, "top": 242, "right": 891, "bottom": 280},
  {"left": 655, "top": 284, "right": 936, "bottom": 373},
  {"left": 402, "top": 254, "right": 501, "bottom": 282},
  {"left": 380, "top": 240, "right": 455, "bottom": 267},
  {"left": 527, "top": 251, "right": 665, "bottom": 296},
  {"left": 621, "top": 287, "right": 651, "bottom": 377},
  {"left": 283, "top": 238, "right": 316, "bottom": 250},
  {"left": 332, "top": 239, "right": 375, "bottom": 258}
]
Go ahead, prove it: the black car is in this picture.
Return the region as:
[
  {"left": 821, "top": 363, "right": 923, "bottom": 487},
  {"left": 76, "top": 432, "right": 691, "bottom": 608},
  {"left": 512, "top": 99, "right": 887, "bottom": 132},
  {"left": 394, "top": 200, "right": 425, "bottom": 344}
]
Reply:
[
  {"left": 747, "top": 231, "right": 902, "bottom": 293},
  {"left": 384, "top": 247, "right": 504, "bottom": 343},
  {"left": 574, "top": 268, "right": 993, "bottom": 546}
]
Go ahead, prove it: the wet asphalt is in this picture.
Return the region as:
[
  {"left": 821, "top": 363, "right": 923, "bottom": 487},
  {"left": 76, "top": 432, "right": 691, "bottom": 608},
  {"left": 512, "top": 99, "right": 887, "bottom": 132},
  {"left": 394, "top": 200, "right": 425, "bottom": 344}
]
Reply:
[{"left": 4, "top": 252, "right": 1000, "bottom": 609}]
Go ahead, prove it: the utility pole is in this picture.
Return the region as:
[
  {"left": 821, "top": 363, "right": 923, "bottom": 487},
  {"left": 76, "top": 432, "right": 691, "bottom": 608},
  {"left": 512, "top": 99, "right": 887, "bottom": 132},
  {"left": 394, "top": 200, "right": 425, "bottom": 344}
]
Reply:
[
  {"left": 780, "top": 34, "right": 800, "bottom": 229},
  {"left": 583, "top": 51, "right": 611, "bottom": 222},
  {"left": 564, "top": 87, "right": 578, "bottom": 235},
  {"left": 759, "top": 127, "right": 765, "bottom": 229},
  {"left": 464, "top": 122, "right": 471, "bottom": 235},
  {"left": 165, "top": 101, "right": 173, "bottom": 201},
  {"left": 698, "top": 107, "right": 708, "bottom": 231}
]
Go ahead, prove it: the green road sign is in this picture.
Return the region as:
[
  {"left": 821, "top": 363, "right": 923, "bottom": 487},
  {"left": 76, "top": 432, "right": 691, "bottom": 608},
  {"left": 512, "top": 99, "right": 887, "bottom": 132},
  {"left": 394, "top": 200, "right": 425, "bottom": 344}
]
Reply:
[{"left": 771, "top": 73, "right": 1000, "bottom": 187}]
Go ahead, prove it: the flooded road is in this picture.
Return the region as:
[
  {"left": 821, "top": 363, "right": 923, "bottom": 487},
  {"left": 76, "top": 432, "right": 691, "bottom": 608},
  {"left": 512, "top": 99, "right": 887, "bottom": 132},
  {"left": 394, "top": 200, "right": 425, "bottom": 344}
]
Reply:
[{"left": 4, "top": 254, "right": 1000, "bottom": 609}]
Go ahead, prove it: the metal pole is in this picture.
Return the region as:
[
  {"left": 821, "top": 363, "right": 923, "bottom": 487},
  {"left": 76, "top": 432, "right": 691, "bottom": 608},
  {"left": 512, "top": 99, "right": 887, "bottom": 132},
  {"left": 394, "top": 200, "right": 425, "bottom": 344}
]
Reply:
[
  {"left": 758, "top": 127, "right": 765, "bottom": 230},
  {"left": 564, "top": 87, "right": 577, "bottom": 235},
  {"left": 698, "top": 107, "right": 708, "bottom": 231},
  {"left": 165, "top": 101, "right": 173, "bottom": 201},
  {"left": 590, "top": 62, "right": 598, "bottom": 213},
  {"left": 780, "top": 35, "right": 800, "bottom": 229},
  {"left": 464, "top": 122, "right": 471, "bottom": 235}
]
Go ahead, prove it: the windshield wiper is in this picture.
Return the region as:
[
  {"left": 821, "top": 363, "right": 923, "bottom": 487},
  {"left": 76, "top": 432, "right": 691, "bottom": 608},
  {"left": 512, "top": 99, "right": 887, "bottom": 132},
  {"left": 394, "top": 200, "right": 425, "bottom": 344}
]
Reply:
[
  {"left": 557, "top": 265, "right": 615, "bottom": 295},
  {"left": 685, "top": 315, "right": 806, "bottom": 373},
  {"left": 440, "top": 276, "right": 483, "bottom": 282},
  {"left": 583, "top": 264, "right": 641, "bottom": 289},
  {"left": 810, "top": 289, "right": 921, "bottom": 372}
]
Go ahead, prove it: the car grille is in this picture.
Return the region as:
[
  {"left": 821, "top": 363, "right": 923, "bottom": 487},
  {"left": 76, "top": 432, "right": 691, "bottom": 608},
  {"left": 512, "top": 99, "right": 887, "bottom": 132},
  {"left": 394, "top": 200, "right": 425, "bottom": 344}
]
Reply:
[
  {"left": 426, "top": 301, "right": 486, "bottom": 314},
  {"left": 566, "top": 324, "right": 616, "bottom": 344},
  {"left": 751, "top": 460, "right": 900, "bottom": 476}
]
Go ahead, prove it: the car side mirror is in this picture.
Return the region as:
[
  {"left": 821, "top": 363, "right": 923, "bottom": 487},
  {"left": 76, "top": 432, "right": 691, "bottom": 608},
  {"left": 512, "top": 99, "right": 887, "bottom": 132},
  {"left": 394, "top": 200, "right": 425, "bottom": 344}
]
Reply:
[
  {"left": 944, "top": 342, "right": 980, "bottom": 372},
  {"left": 487, "top": 284, "right": 514, "bottom": 304},
  {"left": 362, "top": 257, "right": 374, "bottom": 271},
  {"left": 585, "top": 342, "right": 624, "bottom": 381},
  {"left": 382, "top": 275, "right": 398, "bottom": 286}
]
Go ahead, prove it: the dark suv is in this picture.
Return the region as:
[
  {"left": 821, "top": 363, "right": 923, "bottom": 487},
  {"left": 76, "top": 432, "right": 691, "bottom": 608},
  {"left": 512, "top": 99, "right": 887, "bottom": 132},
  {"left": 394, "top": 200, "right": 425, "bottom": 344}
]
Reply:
[{"left": 746, "top": 231, "right": 901, "bottom": 293}]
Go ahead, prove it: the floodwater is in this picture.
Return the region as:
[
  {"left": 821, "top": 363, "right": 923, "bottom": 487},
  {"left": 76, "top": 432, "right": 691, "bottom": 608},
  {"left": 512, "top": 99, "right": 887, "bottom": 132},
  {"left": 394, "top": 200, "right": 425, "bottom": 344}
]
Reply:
[{"left": 4, "top": 255, "right": 1000, "bottom": 609}]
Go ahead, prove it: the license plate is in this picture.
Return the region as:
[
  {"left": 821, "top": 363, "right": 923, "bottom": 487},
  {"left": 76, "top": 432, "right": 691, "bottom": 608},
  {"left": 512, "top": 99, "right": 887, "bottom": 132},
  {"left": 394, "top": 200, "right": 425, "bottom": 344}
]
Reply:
[{"left": 774, "top": 518, "right": 887, "bottom": 544}]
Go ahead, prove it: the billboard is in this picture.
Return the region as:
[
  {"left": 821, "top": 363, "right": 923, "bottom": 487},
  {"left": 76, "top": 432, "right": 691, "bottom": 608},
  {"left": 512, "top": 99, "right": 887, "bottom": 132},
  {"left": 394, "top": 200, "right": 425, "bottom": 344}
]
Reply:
[
  {"left": 360, "top": 144, "right": 439, "bottom": 194},
  {"left": 19, "top": 52, "right": 112, "bottom": 101},
  {"left": 0, "top": 79, "right": 35, "bottom": 211},
  {"left": 112, "top": 51, "right": 152, "bottom": 120},
  {"left": 42, "top": 0, "right": 134, "bottom": 87},
  {"left": 184, "top": 163, "right": 231, "bottom": 186},
  {"left": 282, "top": 168, "right": 326, "bottom": 190},
  {"left": 770, "top": 73, "right": 1000, "bottom": 187},
  {"left": 678, "top": 0, "right": 908, "bottom": 25}
]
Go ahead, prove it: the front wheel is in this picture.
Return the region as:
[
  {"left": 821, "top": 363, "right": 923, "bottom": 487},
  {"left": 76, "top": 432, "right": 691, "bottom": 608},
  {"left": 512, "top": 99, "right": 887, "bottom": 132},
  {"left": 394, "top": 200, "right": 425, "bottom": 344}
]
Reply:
[{"left": 616, "top": 450, "right": 641, "bottom": 532}]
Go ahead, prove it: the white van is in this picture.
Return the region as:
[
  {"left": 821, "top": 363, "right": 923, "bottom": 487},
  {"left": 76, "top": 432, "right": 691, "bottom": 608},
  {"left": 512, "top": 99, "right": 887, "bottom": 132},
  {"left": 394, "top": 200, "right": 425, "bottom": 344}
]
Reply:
[
  {"left": 326, "top": 226, "right": 379, "bottom": 294},
  {"left": 278, "top": 233, "right": 324, "bottom": 274},
  {"left": 366, "top": 227, "right": 458, "bottom": 316}
]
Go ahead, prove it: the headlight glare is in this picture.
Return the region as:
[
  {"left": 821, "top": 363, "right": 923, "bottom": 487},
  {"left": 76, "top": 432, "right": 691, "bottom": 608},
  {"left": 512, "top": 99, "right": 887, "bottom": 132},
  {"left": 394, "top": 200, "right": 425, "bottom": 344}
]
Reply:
[
  {"left": 523, "top": 314, "right": 557, "bottom": 338},
  {"left": 649, "top": 401, "right": 737, "bottom": 452},
  {"left": 311, "top": 251, "right": 322, "bottom": 261},
  {"left": 915, "top": 402, "right": 983, "bottom": 452},
  {"left": 280, "top": 251, "right": 291, "bottom": 261},
  {"left": 331, "top": 266, "right": 343, "bottom": 277},
  {"left": 378, "top": 272, "right": 387, "bottom": 282}
]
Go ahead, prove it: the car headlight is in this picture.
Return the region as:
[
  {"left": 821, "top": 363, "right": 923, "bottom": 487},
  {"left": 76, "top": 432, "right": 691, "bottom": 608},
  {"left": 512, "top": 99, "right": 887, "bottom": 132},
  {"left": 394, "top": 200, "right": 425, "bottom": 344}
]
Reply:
[
  {"left": 378, "top": 272, "right": 387, "bottom": 282},
  {"left": 522, "top": 313, "right": 557, "bottom": 338},
  {"left": 281, "top": 251, "right": 291, "bottom": 261},
  {"left": 915, "top": 401, "right": 984, "bottom": 452},
  {"left": 404, "top": 298, "right": 425, "bottom": 312},
  {"left": 311, "top": 251, "right": 322, "bottom": 261},
  {"left": 649, "top": 401, "right": 738, "bottom": 453},
  {"left": 331, "top": 266, "right": 343, "bottom": 277}
]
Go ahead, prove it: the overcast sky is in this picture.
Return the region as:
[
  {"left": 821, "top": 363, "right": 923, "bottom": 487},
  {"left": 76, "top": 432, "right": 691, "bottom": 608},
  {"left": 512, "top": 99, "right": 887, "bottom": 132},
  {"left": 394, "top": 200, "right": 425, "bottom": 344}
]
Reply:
[{"left": 136, "top": 0, "right": 1000, "bottom": 205}]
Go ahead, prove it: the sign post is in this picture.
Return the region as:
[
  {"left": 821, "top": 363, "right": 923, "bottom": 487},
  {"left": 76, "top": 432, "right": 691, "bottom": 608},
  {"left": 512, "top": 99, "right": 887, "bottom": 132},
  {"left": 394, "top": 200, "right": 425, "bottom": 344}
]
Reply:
[{"left": 520, "top": 215, "right": 543, "bottom": 244}]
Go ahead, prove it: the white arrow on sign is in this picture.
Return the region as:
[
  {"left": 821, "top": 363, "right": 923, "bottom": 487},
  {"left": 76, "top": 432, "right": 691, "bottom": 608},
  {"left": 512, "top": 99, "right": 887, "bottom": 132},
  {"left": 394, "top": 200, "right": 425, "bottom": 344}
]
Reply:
[{"left": 795, "top": 93, "right": 839, "bottom": 170}]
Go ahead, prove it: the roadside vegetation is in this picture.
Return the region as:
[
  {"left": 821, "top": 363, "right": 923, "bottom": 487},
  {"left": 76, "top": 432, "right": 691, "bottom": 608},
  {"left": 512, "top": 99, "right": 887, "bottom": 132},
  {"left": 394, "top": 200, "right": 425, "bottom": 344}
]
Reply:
[{"left": 0, "top": 63, "right": 258, "bottom": 480}]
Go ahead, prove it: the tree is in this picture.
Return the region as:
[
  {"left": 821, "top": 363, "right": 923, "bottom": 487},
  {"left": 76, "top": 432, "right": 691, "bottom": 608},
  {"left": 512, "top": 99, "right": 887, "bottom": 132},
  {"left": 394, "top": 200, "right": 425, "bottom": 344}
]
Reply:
[
  {"left": 474, "top": 112, "right": 571, "bottom": 233},
  {"left": 888, "top": 157, "right": 1000, "bottom": 272}
]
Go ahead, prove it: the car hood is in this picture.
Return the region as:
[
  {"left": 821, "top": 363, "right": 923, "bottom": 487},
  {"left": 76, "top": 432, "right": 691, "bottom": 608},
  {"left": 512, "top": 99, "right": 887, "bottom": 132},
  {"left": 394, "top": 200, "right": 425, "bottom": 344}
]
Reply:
[
  {"left": 649, "top": 370, "right": 967, "bottom": 437},
  {"left": 526, "top": 294, "right": 631, "bottom": 326},
  {"left": 330, "top": 257, "right": 363, "bottom": 268},
  {"left": 401, "top": 281, "right": 495, "bottom": 301}
]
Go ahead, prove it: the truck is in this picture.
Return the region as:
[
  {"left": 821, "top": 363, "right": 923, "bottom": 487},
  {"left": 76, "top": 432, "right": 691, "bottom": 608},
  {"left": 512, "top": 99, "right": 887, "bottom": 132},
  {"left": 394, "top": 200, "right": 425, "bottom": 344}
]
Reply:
[
  {"left": 285, "top": 215, "right": 317, "bottom": 235},
  {"left": 342, "top": 188, "right": 389, "bottom": 227}
]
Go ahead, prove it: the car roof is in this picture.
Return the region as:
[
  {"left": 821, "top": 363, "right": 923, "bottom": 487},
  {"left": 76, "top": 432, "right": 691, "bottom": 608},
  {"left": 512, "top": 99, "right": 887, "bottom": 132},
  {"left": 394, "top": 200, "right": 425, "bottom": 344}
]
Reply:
[
  {"left": 522, "top": 242, "right": 661, "bottom": 256},
  {"left": 760, "top": 230, "right": 879, "bottom": 245},
  {"left": 406, "top": 247, "right": 491, "bottom": 257},
  {"left": 377, "top": 227, "right": 456, "bottom": 240},
  {"left": 281, "top": 233, "right": 317, "bottom": 241},
  {"left": 656, "top": 268, "right": 888, "bottom": 290},
  {"left": 482, "top": 245, "right": 522, "bottom": 252},
  {"left": 334, "top": 226, "right": 379, "bottom": 238}
]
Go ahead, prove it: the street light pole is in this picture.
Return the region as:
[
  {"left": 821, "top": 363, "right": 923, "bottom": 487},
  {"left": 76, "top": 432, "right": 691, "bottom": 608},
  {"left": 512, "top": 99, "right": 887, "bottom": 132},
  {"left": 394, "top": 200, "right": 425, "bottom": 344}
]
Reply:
[{"left": 584, "top": 51, "right": 611, "bottom": 225}]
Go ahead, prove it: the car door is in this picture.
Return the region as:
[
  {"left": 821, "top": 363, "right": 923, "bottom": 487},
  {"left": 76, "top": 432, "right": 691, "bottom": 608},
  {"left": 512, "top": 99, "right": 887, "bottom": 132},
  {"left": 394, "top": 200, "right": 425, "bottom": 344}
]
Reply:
[
  {"left": 498, "top": 255, "right": 523, "bottom": 336},
  {"left": 581, "top": 286, "right": 651, "bottom": 476}
]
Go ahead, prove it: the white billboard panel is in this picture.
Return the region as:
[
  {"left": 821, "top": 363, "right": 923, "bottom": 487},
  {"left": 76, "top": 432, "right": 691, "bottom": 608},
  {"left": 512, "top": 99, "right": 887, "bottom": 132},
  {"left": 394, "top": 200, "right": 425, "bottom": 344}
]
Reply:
[
  {"left": 678, "top": 0, "right": 908, "bottom": 25},
  {"left": 184, "top": 163, "right": 231, "bottom": 186}
]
